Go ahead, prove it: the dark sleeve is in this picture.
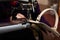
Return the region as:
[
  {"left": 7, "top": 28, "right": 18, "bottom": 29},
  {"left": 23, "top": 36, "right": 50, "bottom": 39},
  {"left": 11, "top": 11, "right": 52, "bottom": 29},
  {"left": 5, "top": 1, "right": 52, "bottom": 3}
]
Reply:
[
  {"left": 0, "top": 2, "right": 11, "bottom": 22},
  {"left": 31, "top": 3, "right": 41, "bottom": 20}
]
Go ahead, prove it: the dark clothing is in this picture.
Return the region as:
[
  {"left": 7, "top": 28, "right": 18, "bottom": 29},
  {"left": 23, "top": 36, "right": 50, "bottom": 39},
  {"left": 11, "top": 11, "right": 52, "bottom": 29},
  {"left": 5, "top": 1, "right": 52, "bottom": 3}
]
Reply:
[
  {"left": 12, "top": 2, "right": 40, "bottom": 20},
  {"left": 0, "top": 1, "right": 40, "bottom": 22},
  {"left": 0, "top": 2, "right": 11, "bottom": 23}
]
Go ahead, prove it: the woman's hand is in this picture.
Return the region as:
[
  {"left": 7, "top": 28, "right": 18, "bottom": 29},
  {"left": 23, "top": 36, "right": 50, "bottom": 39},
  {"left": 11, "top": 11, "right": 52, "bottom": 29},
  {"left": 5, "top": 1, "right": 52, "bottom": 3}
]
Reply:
[
  {"left": 16, "top": 13, "right": 26, "bottom": 19},
  {"left": 10, "top": 13, "right": 26, "bottom": 24}
]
